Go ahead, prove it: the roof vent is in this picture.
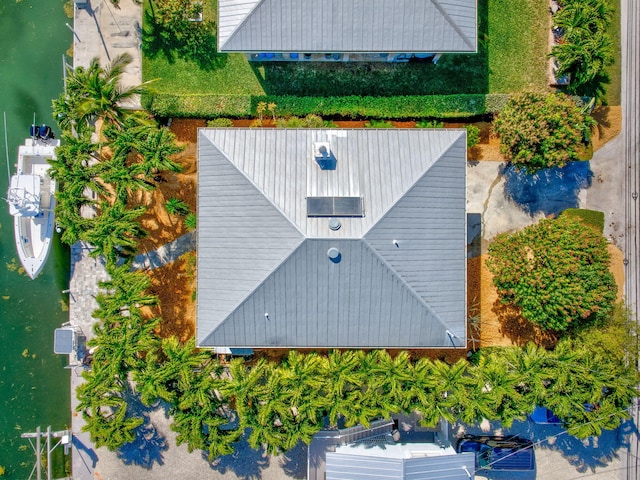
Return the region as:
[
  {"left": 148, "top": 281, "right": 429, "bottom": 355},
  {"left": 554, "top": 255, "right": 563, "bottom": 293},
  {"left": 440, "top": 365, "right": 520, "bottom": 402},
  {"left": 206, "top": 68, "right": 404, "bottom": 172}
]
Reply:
[
  {"left": 327, "top": 247, "right": 341, "bottom": 262},
  {"left": 328, "top": 218, "right": 341, "bottom": 231},
  {"left": 313, "top": 141, "right": 336, "bottom": 170}
]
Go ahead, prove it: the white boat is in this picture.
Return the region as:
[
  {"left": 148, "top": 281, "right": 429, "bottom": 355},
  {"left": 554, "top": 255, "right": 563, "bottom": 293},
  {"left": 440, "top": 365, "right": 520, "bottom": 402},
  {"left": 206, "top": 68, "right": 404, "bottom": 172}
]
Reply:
[{"left": 6, "top": 125, "right": 60, "bottom": 279}]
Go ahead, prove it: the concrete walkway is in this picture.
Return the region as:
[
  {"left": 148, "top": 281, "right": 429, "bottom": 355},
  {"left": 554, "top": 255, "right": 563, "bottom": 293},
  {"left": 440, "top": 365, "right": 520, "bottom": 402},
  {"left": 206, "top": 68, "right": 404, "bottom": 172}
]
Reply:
[
  {"left": 73, "top": 0, "right": 142, "bottom": 108},
  {"left": 132, "top": 231, "right": 195, "bottom": 270},
  {"left": 67, "top": 242, "right": 110, "bottom": 480}
]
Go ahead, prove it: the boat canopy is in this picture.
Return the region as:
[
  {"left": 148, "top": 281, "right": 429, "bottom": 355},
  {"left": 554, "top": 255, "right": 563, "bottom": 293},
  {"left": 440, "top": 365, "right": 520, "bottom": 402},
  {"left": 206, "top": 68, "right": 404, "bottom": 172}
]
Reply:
[{"left": 7, "top": 174, "right": 41, "bottom": 217}]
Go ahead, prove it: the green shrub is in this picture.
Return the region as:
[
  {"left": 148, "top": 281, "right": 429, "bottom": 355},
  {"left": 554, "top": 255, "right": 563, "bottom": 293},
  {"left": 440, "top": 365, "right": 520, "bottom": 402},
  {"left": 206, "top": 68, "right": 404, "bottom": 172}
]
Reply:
[
  {"left": 560, "top": 208, "right": 605, "bottom": 233},
  {"left": 206, "top": 118, "right": 234, "bottom": 127},
  {"left": 185, "top": 213, "right": 197, "bottom": 231},
  {"left": 487, "top": 215, "right": 617, "bottom": 332},
  {"left": 466, "top": 125, "right": 481, "bottom": 148},
  {"left": 304, "top": 114, "right": 325, "bottom": 128},
  {"left": 416, "top": 120, "right": 444, "bottom": 128},
  {"left": 494, "top": 92, "right": 596, "bottom": 171},
  {"left": 144, "top": 93, "right": 514, "bottom": 119},
  {"left": 275, "top": 114, "right": 326, "bottom": 128},
  {"left": 364, "top": 119, "right": 394, "bottom": 129},
  {"left": 165, "top": 198, "right": 190, "bottom": 216}
]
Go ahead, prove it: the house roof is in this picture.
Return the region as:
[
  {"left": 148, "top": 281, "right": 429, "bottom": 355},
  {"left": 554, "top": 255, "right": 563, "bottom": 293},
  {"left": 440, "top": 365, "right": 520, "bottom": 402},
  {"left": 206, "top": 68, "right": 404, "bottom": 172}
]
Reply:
[
  {"left": 326, "top": 448, "right": 476, "bottom": 480},
  {"left": 218, "top": 0, "right": 477, "bottom": 53},
  {"left": 197, "top": 129, "right": 467, "bottom": 349}
]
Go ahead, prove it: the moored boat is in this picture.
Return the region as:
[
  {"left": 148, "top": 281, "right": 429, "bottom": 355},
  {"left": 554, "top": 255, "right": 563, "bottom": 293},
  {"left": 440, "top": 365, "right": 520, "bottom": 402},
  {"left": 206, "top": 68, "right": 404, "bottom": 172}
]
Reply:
[{"left": 6, "top": 125, "right": 59, "bottom": 279}]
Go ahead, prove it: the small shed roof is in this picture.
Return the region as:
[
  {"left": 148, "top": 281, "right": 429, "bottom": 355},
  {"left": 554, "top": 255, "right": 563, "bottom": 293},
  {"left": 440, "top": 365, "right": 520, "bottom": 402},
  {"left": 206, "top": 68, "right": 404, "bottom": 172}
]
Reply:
[
  {"left": 218, "top": 0, "right": 477, "bottom": 53},
  {"left": 326, "top": 449, "right": 476, "bottom": 480},
  {"left": 197, "top": 129, "right": 467, "bottom": 349}
]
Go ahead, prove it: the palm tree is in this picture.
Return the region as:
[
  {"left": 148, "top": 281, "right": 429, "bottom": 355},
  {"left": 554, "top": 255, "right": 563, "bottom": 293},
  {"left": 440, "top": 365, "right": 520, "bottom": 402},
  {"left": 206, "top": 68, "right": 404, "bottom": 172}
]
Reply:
[
  {"left": 82, "top": 397, "right": 144, "bottom": 451},
  {"left": 54, "top": 189, "right": 96, "bottom": 244},
  {"left": 466, "top": 354, "right": 522, "bottom": 427},
  {"left": 135, "top": 126, "right": 183, "bottom": 176},
  {"left": 77, "top": 53, "right": 154, "bottom": 129},
  {"left": 318, "top": 350, "right": 363, "bottom": 427},
  {"left": 94, "top": 262, "right": 158, "bottom": 320},
  {"left": 81, "top": 201, "right": 146, "bottom": 263},
  {"left": 165, "top": 197, "right": 190, "bottom": 216},
  {"left": 96, "top": 155, "right": 155, "bottom": 204},
  {"left": 551, "top": 0, "right": 614, "bottom": 95},
  {"left": 416, "top": 359, "right": 469, "bottom": 427}
]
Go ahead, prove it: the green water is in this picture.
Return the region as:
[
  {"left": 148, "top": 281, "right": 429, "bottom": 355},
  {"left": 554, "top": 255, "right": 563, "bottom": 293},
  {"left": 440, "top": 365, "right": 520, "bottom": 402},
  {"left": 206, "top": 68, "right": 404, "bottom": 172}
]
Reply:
[{"left": 0, "top": 0, "right": 72, "bottom": 477}]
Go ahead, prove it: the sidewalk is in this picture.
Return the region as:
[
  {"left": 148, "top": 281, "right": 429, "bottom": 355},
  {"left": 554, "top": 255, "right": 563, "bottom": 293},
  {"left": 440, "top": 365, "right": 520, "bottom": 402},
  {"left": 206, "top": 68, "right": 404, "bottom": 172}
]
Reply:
[
  {"left": 68, "top": 242, "right": 110, "bottom": 480},
  {"left": 73, "top": 0, "right": 142, "bottom": 108}
]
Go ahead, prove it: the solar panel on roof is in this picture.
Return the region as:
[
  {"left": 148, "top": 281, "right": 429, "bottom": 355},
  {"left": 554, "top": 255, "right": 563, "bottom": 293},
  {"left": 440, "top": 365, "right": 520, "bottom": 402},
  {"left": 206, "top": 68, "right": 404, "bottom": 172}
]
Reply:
[{"left": 307, "top": 197, "right": 364, "bottom": 217}]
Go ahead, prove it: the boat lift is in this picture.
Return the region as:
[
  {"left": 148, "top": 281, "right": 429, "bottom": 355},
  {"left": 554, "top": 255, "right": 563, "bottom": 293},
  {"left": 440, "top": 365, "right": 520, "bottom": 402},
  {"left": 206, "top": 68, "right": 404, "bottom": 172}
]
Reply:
[
  {"left": 54, "top": 323, "right": 89, "bottom": 372},
  {"left": 20, "top": 426, "right": 72, "bottom": 480}
]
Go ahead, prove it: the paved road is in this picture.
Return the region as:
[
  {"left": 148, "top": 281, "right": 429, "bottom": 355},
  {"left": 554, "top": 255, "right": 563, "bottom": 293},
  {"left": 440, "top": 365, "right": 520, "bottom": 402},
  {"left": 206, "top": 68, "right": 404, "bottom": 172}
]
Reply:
[{"left": 621, "top": 0, "right": 640, "bottom": 478}]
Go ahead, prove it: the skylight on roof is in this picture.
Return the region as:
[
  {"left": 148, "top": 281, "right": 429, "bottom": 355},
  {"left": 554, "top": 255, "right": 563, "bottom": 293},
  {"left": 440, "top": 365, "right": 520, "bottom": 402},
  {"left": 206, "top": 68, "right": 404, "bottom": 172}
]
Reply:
[{"left": 307, "top": 197, "right": 364, "bottom": 217}]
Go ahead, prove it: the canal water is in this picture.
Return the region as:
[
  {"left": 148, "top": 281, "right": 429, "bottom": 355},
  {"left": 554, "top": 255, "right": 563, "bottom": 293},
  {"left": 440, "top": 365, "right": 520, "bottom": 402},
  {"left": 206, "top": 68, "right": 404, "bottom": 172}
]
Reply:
[{"left": 0, "top": 0, "right": 72, "bottom": 477}]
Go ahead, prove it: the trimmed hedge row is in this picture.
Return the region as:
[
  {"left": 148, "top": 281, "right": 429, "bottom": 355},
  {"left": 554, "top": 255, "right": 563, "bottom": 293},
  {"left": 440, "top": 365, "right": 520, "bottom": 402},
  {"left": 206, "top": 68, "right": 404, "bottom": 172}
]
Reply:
[{"left": 143, "top": 93, "right": 511, "bottom": 119}]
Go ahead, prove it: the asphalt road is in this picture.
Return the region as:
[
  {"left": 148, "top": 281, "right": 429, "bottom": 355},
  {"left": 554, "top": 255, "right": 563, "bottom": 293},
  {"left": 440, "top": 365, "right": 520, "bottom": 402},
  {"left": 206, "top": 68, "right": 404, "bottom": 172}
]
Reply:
[{"left": 621, "top": 0, "right": 640, "bottom": 477}]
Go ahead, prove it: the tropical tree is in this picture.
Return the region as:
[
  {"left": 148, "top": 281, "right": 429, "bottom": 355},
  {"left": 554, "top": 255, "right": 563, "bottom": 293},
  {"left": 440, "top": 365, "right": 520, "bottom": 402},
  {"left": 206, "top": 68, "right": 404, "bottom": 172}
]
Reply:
[
  {"left": 135, "top": 126, "right": 183, "bottom": 176},
  {"left": 318, "top": 350, "right": 365, "bottom": 427},
  {"left": 165, "top": 197, "right": 190, "bottom": 216},
  {"left": 57, "top": 53, "right": 154, "bottom": 132},
  {"left": 81, "top": 201, "right": 146, "bottom": 263},
  {"left": 551, "top": 0, "right": 614, "bottom": 95},
  {"left": 487, "top": 215, "right": 617, "bottom": 332},
  {"left": 94, "top": 262, "right": 158, "bottom": 321},
  {"left": 494, "top": 92, "right": 595, "bottom": 171},
  {"left": 54, "top": 189, "right": 96, "bottom": 244}
]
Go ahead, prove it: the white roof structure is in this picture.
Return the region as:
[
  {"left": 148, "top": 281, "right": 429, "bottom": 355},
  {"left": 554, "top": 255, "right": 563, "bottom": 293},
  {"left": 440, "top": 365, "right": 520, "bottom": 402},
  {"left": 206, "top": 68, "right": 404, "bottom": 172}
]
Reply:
[
  {"left": 327, "top": 444, "right": 476, "bottom": 480},
  {"left": 197, "top": 128, "right": 467, "bottom": 348},
  {"left": 218, "top": 0, "right": 478, "bottom": 53}
]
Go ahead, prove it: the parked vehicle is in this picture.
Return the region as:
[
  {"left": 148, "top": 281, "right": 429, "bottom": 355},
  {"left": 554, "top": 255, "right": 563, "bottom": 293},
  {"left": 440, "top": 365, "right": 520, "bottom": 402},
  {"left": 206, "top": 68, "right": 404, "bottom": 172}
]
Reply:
[
  {"left": 456, "top": 435, "right": 535, "bottom": 471},
  {"left": 529, "top": 406, "right": 562, "bottom": 425}
]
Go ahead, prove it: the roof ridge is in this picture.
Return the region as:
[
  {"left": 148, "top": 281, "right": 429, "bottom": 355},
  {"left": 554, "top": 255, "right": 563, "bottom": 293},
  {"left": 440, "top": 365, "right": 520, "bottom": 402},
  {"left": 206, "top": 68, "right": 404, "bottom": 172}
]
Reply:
[
  {"left": 359, "top": 240, "right": 456, "bottom": 335},
  {"left": 430, "top": 0, "right": 476, "bottom": 50},
  {"left": 362, "top": 130, "right": 466, "bottom": 237},
  {"left": 202, "top": 131, "right": 305, "bottom": 238},
  {"left": 201, "top": 239, "right": 306, "bottom": 346}
]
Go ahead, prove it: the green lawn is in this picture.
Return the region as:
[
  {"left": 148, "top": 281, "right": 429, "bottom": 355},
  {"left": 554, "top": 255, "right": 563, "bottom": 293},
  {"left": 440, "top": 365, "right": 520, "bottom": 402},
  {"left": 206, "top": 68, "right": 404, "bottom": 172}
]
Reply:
[
  {"left": 486, "top": 0, "right": 549, "bottom": 93},
  {"left": 604, "top": 0, "right": 621, "bottom": 105},
  {"left": 143, "top": 0, "right": 552, "bottom": 107},
  {"left": 142, "top": 0, "right": 264, "bottom": 95}
]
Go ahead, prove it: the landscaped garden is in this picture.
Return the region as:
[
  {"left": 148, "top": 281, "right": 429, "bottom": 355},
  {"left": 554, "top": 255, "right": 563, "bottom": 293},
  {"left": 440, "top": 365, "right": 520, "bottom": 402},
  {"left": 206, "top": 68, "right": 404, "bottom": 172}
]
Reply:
[
  {"left": 142, "top": 0, "right": 554, "bottom": 119},
  {"left": 48, "top": 0, "right": 634, "bottom": 471}
]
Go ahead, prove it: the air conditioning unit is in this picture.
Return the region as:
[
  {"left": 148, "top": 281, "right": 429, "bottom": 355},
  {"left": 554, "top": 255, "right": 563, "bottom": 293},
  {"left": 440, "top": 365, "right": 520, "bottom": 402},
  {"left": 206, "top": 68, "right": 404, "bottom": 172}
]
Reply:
[{"left": 313, "top": 141, "right": 336, "bottom": 170}]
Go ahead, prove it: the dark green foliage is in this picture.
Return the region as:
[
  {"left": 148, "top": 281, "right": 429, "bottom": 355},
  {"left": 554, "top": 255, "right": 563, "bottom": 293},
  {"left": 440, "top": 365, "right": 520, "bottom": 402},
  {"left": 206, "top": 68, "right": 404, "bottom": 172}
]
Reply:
[
  {"left": 560, "top": 208, "right": 605, "bottom": 232},
  {"left": 143, "top": 0, "right": 224, "bottom": 71},
  {"left": 185, "top": 213, "right": 197, "bottom": 231},
  {"left": 416, "top": 120, "right": 444, "bottom": 128},
  {"left": 494, "top": 92, "right": 596, "bottom": 171},
  {"left": 275, "top": 114, "right": 324, "bottom": 128},
  {"left": 551, "top": 0, "right": 615, "bottom": 97},
  {"left": 143, "top": 93, "right": 511, "bottom": 119},
  {"left": 364, "top": 119, "right": 395, "bottom": 129},
  {"left": 466, "top": 125, "right": 481, "bottom": 148},
  {"left": 165, "top": 197, "right": 190, "bottom": 216},
  {"left": 206, "top": 118, "right": 234, "bottom": 127},
  {"left": 487, "top": 215, "right": 617, "bottom": 332}
]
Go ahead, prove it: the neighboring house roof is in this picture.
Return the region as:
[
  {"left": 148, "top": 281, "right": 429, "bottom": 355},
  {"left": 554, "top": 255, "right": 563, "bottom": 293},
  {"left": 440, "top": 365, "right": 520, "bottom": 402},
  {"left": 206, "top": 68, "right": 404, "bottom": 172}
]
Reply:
[
  {"left": 218, "top": 0, "right": 477, "bottom": 53},
  {"left": 308, "top": 420, "right": 476, "bottom": 480},
  {"left": 326, "top": 447, "right": 476, "bottom": 480},
  {"left": 197, "top": 128, "right": 467, "bottom": 349}
]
